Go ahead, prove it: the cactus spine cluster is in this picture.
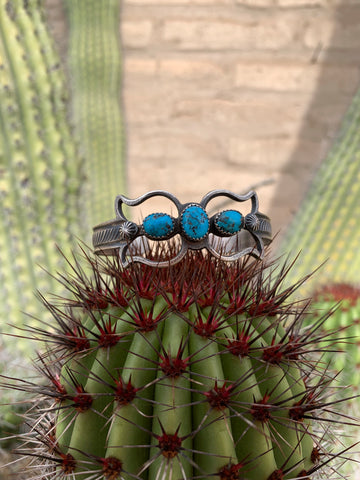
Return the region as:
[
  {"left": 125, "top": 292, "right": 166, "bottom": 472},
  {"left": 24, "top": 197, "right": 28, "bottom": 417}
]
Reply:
[
  {"left": 5, "top": 244, "right": 356, "bottom": 480},
  {"left": 64, "top": 0, "right": 126, "bottom": 226}
]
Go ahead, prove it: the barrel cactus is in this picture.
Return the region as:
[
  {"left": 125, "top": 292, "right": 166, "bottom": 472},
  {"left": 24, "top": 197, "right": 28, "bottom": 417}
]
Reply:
[
  {"left": 2, "top": 194, "right": 357, "bottom": 480},
  {"left": 310, "top": 283, "right": 360, "bottom": 390}
]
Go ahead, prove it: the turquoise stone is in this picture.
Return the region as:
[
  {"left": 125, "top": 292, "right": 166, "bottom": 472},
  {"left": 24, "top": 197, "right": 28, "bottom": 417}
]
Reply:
[
  {"left": 181, "top": 204, "right": 209, "bottom": 241},
  {"left": 143, "top": 213, "right": 175, "bottom": 239},
  {"left": 215, "top": 210, "right": 243, "bottom": 235}
]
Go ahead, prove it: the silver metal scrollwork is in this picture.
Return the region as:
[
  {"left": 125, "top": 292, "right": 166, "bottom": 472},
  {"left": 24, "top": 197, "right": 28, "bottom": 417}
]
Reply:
[{"left": 92, "top": 190, "right": 272, "bottom": 267}]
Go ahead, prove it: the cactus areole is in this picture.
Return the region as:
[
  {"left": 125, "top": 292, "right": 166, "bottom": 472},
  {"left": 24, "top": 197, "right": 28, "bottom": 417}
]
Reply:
[{"left": 7, "top": 192, "right": 357, "bottom": 480}]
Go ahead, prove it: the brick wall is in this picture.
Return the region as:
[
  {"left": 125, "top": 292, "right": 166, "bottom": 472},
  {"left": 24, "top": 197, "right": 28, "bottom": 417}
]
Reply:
[{"left": 45, "top": 0, "right": 360, "bottom": 240}]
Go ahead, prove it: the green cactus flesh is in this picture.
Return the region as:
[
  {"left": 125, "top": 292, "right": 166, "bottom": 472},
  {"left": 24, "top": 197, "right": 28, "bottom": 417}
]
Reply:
[
  {"left": 311, "top": 283, "right": 360, "bottom": 388},
  {"left": 64, "top": 0, "right": 126, "bottom": 226},
  {"left": 0, "top": 0, "right": 84, "bottom": 328},
  {"left": 10, "top": 247, "right": 356, "bottom": 479},
  {"left": 277, "top": 87, "right": 360, "bottom": 294}
]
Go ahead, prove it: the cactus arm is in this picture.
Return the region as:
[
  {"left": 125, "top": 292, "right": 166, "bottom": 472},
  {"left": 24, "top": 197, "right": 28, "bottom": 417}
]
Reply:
[
  {"left": 0, "top": 6, "right": 56, "bottom": 273},
  {"left": 63, "top": 0, "right": 126, "bottom": 226},
  {"left": 0, "top": 0, "right": 84, "bottom": 338},
  {"left": 0, "top": 91, "right": 35, "bottom": 318},
  {"left": 27, "top": 4, "right": 85, "bottom": 228},
  {"left": 14, "top": 4, "right": 77, "bottom": 244},
  {"left": 0, "top": 6, "right": 48, "bottom": 302},
  {"left": 23, "top": 2, "right": 85, "bottom": 230}
]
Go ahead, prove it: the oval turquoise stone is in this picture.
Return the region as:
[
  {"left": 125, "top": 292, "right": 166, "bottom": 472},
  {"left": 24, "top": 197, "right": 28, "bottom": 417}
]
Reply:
[
  {"left": 181, "top": 205, "right": 209, "bottom": 241},
  {"left": 215, "top": 210, "right": 243, "bottom": 235},
  {"left": 143, "top": 213, "right": 175, "bottom": 239}
]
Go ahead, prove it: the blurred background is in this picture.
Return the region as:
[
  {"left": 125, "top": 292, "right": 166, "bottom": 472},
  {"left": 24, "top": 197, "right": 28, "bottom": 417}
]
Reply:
[{"left": 46, "top": 0, "right": 360, "bottom": 242}]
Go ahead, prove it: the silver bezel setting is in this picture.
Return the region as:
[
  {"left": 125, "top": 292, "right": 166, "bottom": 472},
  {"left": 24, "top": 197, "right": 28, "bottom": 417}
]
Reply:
[
  {"left": 92, "top": 189, "right": 272, "bottom": 267},
  {"left": 213, "top": 209, "right": 244, "bottom": 237}
]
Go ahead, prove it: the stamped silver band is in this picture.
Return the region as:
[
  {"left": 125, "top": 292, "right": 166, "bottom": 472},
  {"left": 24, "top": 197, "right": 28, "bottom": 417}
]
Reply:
[{"left": 92, "top": 190, "right": 272, "bottom": 267}]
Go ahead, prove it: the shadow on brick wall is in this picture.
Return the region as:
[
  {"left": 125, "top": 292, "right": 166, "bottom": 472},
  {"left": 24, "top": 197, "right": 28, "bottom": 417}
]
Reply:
[{"left": 270, "top": 2, "right": 360, "bottom": 244}]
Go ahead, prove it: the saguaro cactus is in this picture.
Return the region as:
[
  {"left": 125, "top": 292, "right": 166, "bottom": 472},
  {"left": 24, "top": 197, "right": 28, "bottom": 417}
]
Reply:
[
  {"left": 64, "top": 0, "right": 126, "bottom": 226},
  {"left": 4, "top": 239, "right": 357, "bottom": 479},
  {"left": 0, "top": 0, "right": 85, "bottom": 448},
  {"left": 0, "top": 0, "right": 84, "bottom": 333},
  {"left": 0, "top": 0, "right": 127, "bottom": 334}
]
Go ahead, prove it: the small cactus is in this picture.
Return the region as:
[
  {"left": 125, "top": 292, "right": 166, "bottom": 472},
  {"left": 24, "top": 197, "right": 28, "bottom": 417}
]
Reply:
[
  {"left": 311, "top": 283, "right": 360, "bottom": 389},
  {"left": 2, "top": 240, "right": 358, "bottom": 480}
]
